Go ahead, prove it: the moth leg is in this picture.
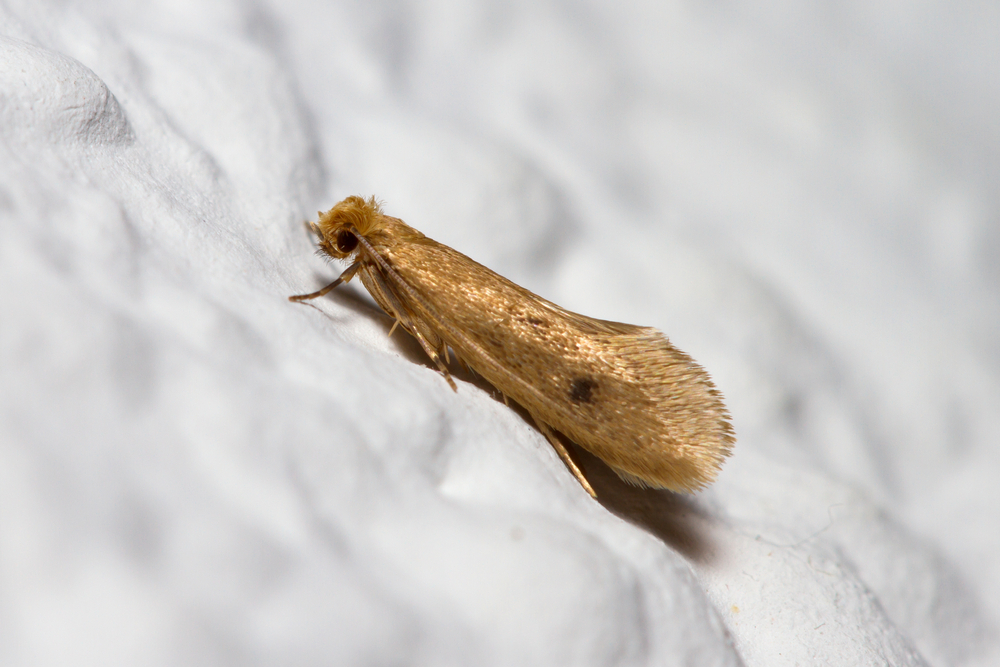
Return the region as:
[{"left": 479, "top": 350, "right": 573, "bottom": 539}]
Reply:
[
  {"left": 449, "top": 347, "right": 469, "bottom": 373},
  {"left": 410, "top": 328, "right": 458, "bottom": 392},
  {"left": 534, "top": 420, "right": 597, "bottom": 498},
  {"left": 289, "top": 261, "right": 361, "bottom": 302}
]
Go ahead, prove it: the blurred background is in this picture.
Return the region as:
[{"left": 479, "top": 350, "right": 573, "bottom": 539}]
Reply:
[{"left": 1, "top": 1, "right": 997, "bottom": 665}]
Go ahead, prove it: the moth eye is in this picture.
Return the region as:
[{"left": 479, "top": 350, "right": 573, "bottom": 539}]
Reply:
[{"left": 336, "top": 230, "right": 359, "bottom": 253}]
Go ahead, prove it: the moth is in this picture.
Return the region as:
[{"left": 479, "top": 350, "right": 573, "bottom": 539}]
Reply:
[{"left": 290, "top": 196, "right": 734, "bottom": 497}]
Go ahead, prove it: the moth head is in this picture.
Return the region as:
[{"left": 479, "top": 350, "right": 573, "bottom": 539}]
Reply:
[{"left": 314, "top": 195, "right": 385, "bottom": 259}]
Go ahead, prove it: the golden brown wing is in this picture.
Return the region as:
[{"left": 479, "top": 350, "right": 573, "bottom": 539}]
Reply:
[{"left": 370, "top": 224, "right": 734, "bottom": 492}]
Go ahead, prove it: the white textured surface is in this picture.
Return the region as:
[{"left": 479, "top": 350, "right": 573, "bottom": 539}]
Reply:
[{"left": 2, "top": 1, "right": 998, "bottom": 665}]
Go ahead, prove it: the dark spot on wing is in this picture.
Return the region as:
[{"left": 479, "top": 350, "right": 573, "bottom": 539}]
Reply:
[
  {"left": 526, "top": 317, "right": 545, "bottom": 327},
  {"left": 569, "top": 377, "right": 597, "bottom": 404}
]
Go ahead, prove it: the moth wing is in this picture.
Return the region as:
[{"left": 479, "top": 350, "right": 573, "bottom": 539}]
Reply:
[{"left": 372, "top": 236, "right": 734, "bottom": 492}]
